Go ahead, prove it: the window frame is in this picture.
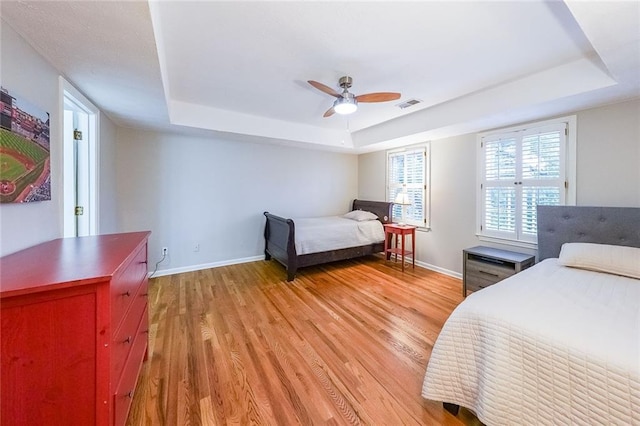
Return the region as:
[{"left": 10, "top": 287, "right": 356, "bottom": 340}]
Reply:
[
  {"left": 386, "top": 143, "right": 431, "bottom": 229},
  {"left": 476, "top": 116, "right": 576, "bottom": 249}
]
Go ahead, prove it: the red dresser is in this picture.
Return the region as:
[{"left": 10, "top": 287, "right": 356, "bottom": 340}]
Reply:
[{"left": 1, "top": 231, "right": 151, "bottom": 426}]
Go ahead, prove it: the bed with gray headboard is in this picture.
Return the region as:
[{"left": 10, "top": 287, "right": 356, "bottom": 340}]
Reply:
[
  {"left": 421, "top": 205, "right": 640, "bottom": 425},
  {"left": 537, "top": 205, "right": 640, "bottom": 259}
]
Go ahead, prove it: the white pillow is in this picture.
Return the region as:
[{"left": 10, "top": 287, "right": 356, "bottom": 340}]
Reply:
[
  {"left": 558, "top": 242, "right": 640, "bottom": 279},
  {"left": 343, "top": 210, "right": 378, "bottom": 222}
]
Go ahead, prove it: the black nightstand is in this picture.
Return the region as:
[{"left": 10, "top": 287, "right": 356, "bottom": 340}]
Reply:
[{"left": 463, "top": 246, "right": 535, "bottom": 296}]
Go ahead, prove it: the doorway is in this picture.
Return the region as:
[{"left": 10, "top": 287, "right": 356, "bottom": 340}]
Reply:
[{"left": 61, "top": 78, "right": 99, "bottom": 238}]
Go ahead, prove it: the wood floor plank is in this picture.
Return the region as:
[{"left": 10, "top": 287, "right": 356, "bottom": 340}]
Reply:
[{"left": 128, "top": 255, "right": 483, "bottom": 425}]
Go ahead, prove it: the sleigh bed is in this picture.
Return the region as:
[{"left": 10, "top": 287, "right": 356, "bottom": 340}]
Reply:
[
  {"left": 422, "top": 205, "right": 640, "bottom": 425},
  {"left": 264, "top": 199, "right": 393, "bottom": 281}
]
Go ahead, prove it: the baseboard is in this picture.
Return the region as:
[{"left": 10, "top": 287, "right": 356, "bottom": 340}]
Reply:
[
  {"left": 149, "top": 255, "right": 264, "bottom": 278},
  {"left": 149, "top": 254, "right": 462, "bottom": 281},
  {"left": 414, "top": 259, "right": 462, "bottom": 280}
]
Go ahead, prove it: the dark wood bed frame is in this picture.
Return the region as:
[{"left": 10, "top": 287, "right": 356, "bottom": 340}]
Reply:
[{"left": 264, "top": 199, "right": 393, "bottom": 281}]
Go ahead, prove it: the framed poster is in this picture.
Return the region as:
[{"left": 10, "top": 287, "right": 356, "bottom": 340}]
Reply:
[{"left": 0, "top": 87, "right": 51, "bottom": 203}]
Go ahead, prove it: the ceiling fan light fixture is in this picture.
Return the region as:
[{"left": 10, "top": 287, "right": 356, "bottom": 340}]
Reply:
[
  {"left": 333, "top": 95, "right": 358, "bottom": 115},
  {"left": 309, "top": 77, "right": 400, "bottom": 118}
]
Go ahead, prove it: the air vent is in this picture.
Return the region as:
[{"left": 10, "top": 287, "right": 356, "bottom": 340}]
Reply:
[{"left": 396, "top": 98, "right": 422, "bottom": 109}]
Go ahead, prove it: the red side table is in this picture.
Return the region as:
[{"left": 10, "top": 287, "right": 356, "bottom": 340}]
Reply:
[{"left": 383, "top": 223, "right": 416, "bottom": 271}]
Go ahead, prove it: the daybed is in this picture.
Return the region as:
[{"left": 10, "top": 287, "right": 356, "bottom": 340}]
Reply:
[
  {"left": 422, "top": 205, "right": 640, "bottom": 425},
  {"left": 264, "top": 199, "right": 393, "bottom": 281}
]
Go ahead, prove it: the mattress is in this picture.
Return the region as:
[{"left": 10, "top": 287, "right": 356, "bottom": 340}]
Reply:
[
  {"left": 293, "top": 216, "right": 385, "bottom": 255},
  {"left": 422, "top": 258, "right": 640, "bottom": 425}
]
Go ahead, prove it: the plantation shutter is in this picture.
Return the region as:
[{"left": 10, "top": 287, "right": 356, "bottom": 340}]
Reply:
[
  {"left": 387, "top": 146, "right": 427, "bottom": 226},
  {"left": 481, "top": 123, "right": 566, "bottom": 243},
  {"left": 483, "top": 133, "right": 518, "bottom": 238}
]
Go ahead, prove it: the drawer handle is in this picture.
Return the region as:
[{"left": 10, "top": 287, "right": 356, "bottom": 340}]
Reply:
[
  {"left": 126, "top": 390, "right": 134, "bottom": 399},
  {"left": 123, "top": 290, "right": 131, "bottom": 297},
  {"left": 478, "top": 270, "right": 499, "bottom": 278},
  {"left": 140, "top": 260, "right": 148, "bottom": 265},
  {"left": 123, "top": 336, "right": 132, "bottom": 344}
]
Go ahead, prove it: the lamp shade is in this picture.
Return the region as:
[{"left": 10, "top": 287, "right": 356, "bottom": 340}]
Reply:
[{"left": 394, "top": 192, "right": 411, "bottom": 205}]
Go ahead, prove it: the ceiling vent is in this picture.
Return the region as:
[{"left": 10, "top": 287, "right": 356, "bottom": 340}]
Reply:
[{"left": 396, "top": 98, "right": 422, "bottom": 109}]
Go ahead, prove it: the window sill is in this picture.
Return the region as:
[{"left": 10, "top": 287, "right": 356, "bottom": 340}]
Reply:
[{"left": 477, "top": 234, "right": 537, "bottom": 251}]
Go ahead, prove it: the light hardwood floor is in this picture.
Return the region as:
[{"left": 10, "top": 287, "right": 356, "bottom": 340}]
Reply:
[{"left": 127, "top": 255, "right": 481, "bottom": 425}]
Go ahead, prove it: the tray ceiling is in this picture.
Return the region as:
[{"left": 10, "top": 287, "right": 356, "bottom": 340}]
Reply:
[{"left": 2, "top": 1, "right": 638, "bottom": 152}]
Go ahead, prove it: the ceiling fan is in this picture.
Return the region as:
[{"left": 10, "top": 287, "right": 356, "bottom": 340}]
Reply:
[{"left": 308, "top": 76, "right": 401, "bottom": 118}]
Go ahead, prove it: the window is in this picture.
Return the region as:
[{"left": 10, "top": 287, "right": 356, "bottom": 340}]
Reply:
[
  {"left": 477, "top": 117, "right": 575, "bottom": 246},
  {"left": 387, "top": 145, "right": 430, "bottom": 227}
]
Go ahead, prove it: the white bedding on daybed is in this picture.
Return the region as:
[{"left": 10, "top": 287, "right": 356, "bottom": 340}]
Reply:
[
  {"left": 422, "top": 258, "right": 640, "bottom": 425},
  {"left": 293, "top": 216, "right": 384, "bottom": 255}
]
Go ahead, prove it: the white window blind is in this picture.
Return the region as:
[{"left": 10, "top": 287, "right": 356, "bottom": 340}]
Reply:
[
  {"left": 387, "top": 145, "right": 429, "bottom": 227},
  {"left": 480, "top": 122, "right": 567, "bottom": 244}
]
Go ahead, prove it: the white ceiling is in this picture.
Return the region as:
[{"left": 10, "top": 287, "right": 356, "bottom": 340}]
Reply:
[{"left": 2, "top": 1, "right": 639, "bottom": 153}]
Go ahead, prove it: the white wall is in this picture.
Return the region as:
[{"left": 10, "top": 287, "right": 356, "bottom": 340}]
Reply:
[
  {"left": 115, "top": 127, "right": 358, "bottom": 273},
  {"left": 575, "top": 100, "right": 640, "bottom": 205},
  {"left": 357, "top": 150, "right": 386, "bottom": 202},
  {"left": 358, "top": 98, "right": 640, "bottom": 276},
  {"left": 0, "top": 22, "right": 121, "bottom": 256},
  {"left": 99, "top": 115, "right": 119, "bottom": 233}
]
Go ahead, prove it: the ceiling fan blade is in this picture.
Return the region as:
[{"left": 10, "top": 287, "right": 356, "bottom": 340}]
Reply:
[
  {"left": 308, "top": 80, "right": 340, "bottom": 97},
  {"left": 355, "top": 92, "right": 401, "bottom": 103},
  {"left": 323, "top": 107, "right": 335, "bottom": 118}
]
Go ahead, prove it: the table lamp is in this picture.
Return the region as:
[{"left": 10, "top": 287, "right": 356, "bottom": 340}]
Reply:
[{"left": 394, "top": 192, "right": 412, "bottom": 225}]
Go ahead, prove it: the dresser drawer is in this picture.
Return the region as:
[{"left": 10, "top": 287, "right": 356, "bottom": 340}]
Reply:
[
  {"left": 465, "top": 275, "right": 501, "bottom": 292},
  {"left": 111, "top": 284, "right": 148, "bottom": 391},
  {"left": 113, "top": 306, "right": 148, "bottom": 426},
  {"left": 466, "top": 259, "right": 515, "bottom": 282},
  {"left": 111, "top": 244, "right": 147, "bottom": 331}
]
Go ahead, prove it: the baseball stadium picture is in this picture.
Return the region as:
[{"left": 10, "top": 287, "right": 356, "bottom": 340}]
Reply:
[{"left": 0, "top": 87, "right": 51, "bottom": 203}]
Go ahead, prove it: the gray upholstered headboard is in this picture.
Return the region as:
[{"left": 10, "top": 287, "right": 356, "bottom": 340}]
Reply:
[{"left": 537, "top": 205, "right": 640, "bottom": 260}]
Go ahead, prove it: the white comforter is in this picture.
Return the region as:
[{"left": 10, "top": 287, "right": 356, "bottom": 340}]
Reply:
[
  {"left": 422, "top": 259, "right": 640, "bottom": 425},
  {"left": 293, "top": 216, "right": 385, "bottom": 255}
]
